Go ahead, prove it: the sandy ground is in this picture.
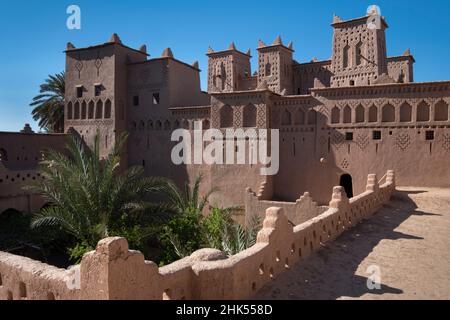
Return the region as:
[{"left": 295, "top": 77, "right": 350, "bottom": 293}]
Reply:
[{"left": 254, "top": 187, "right": 450, "bottom": 300}]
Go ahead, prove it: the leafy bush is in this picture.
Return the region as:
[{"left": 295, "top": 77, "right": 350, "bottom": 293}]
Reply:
[
  {"left": 202, "top": 207, "right": 231, "bottom": 249},
  {"left": 158, "top": 211, "right": 204, "bottom": 265},
  {"left": 159, "top": 204, "right": 261, "bottom": 265},
  {"left": 67, "top": 241, "right": 94, "bottom": 263},
  {"left": 203, "top": 208, "right": 262, "bottom": 256}
]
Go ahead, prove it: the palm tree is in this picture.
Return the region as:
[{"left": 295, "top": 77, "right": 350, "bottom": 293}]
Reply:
[
  {"left": 159, "top": 175, "right": 218, "bottom": 262},
  {"left": 218, "top": 213, "right": 261, "bottom": 256},
  {"left": 163, "top": 175, "right": 218, "bottom": 215},
  {"left": 30, "top": 72, "right": 65, "bottom": 133},
  {"left": 27, "top": 132, "right": 171, "bottom": 261}
]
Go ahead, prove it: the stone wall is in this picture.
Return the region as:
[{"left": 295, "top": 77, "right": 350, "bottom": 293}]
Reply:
[
  {"left": 245, "top": 186, "right": 328, "bottom": 226},
  {"left": 387, "top": 55, "right": 414, "bottom": 84},
  {"left": 0, "top": 130, "right": 67, "bottom": 214},
  {"left": 0, "top": 170, "right": 395, "bottom": 300},
  {"left": 0, "top": 253, "right": 80, "bottom": 300}
]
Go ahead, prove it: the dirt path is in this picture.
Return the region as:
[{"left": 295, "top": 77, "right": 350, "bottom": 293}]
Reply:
[{"left": 254, "top": 188, "right": 450, "bottom": 300}]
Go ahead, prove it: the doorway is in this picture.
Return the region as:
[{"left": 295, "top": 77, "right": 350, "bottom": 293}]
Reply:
[{"left": 340, "top": 174, "right": 353, "bottom": 198}]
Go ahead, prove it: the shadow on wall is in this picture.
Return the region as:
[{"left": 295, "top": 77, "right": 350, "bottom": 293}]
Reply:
[
  {"left": 126, "top": 125, "right": 192, "bottom": 203},
  {"left": 254, "top": 189, "right": 434, "bottom": 300},
  {"left": 274, "top": 109, "right": 349, "bottom": 205}
]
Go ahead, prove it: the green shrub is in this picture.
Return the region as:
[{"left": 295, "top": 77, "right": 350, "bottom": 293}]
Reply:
[
  {"left": 159, "top": 206, "right": 261, "bottom": 266},
  {"left": 202, "top": 207, "right": 232, "bottom": 249},
  {"left": 67, "top": 241, "right": 94, "bottom": 264},
  {"left": 159, "top": 210, "right": 204, "bottom": 265},
  {"left": 203, "top": 208, "right": 261, "bottom": 256}
]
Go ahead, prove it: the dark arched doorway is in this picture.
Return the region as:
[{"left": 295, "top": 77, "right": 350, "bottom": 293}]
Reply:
[
  {"left": 340, "top": 174, "right": 353, "bottom": 198},
  {"left": 0, "top": 208, "right": 21, "bottom": 218}
]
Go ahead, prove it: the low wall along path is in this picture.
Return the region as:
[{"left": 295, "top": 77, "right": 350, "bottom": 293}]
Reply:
[{"left": 0, "top": 170, "right": 396, "bottom": 300}]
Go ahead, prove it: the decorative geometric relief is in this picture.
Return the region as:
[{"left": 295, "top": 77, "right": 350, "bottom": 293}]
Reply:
[
  {"left": 75, "top": 57, "right": 83, "bottom": 78},
  {"left": 95, "top": 52, "right": 102, "bottom": 76},
  {"left": 425, "top": 97, "right": 437, "bottom": 106},
  {"left": 257, "top": 106, "right": 267, "bottom": 128},
  {"left": 211, "top": 108, "right": 220, "bottom": 128},
  {"left": 391, "top": 98, "right": 403, "bottom": 107},
  {"left": 375, "top": 98, "right": 388, "bottom": 108},
  {"left": 234, "top": 107, "right": 242, "bottom": 127},
  {"left": 75, "top": 60, "right": 83, "bottom": 71},
  {"left": 409, "top": 98, "right": 421, "bottom": 107},
  {"left": 442, "top": 133, "right": 450, "bottom": 152},
  {"left": 336, "top": 101, "right": 346, "bottom": 108},
  {"left": 317, "top": 105, "right": 330, "bottom": 118},
  {"left": 94, "top": 58, "right": 102, "bottom": 69},
  {"left": 341, "top": 158, "right": 350, "bottom": 169},
  {"left": 355, "top": 134, "right": 369, "bottom": 151},
  {"left": 348, "top": 100, "right": 358, "bottom": 108},
  {"left": 332, "top": 132, "right": 344, "bottom": 149},
  {"left": 395, "top": 132, "right": 411, "bottom": 151}
]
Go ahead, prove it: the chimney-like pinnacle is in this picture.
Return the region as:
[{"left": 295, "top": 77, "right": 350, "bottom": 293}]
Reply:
[
  {"left": 273, "top": 35, "right": 283, "bottom": 46},
  {"left": 333, "top": 14, "right": 343, "bottom": 24},
  {"left": 139, "top": 44, "right": 147, "bottom": 54},
  {"left": 403, "top": 48, "right": 411, "bottom": 56},
  {"left": 192, "top": 61, "right": 199, "bottom": 69},
  {"left": 258, "top": 39, "right": 266, "bottom": 48},
  {"left": 109, "top": 33, "right": 122, "bottom": 44},
  {"left": 161, "top": 47, "right": 174, "bottom": 58},
  {"left": 66, "top": 42, "right": 75, "bottom": 50},
  {"left": 20, "top": 124, "right": 34, "bottom": 134},
  {"left": 367, "top": 5, "right": 380, "bottom": 16},
  {"left": 228, "top": 42, "right": 236, "bottom": 50},
  {"left": 207, "top": 46, "right": 214, "bottom": 54}
]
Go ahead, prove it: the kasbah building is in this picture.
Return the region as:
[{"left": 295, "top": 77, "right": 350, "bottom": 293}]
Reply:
[{"left": 1, "top": 8, "right": 449, "bottom": 220}]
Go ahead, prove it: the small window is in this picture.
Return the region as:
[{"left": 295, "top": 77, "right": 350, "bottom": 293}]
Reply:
[
  {"left": 345, "top": 132, "right": 353, "bottom": 141},
  {"left": 349, "top": 80, "right": 355, "bottom": 86},
  {"left": 133, "top": 95, "right": 139, "bottom": 106},
  {"left": 76, "top": 86, "right": 83, "bottom": 98},
  {"left": 373, "top": 130, "right": 382, "bottom": 140},
  {"left": 265, "top": 63, "right": 272, "bottom": 77},
  {"left": 0, "top": 148, "right": 7, "bottom": 161},
  {"left": 95, "top": 85, "right": 102, "bottom": 97},
  {"left": 152, "top": 93, "right": 160, "bottom": 105},
  {"left": 425, "top": 131, "right": 435, "bottom": 141}
]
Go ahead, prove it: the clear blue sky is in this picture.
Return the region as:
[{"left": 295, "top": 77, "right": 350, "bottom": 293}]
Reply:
[{"left": 0, "top": 0, "right": 449, "bottom": 132}]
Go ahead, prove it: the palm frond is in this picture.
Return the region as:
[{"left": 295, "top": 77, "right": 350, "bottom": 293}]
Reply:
[
  {"left": 26, "top": 131, "right": 171, "bottom": 251},
  {"left": 29, "top": 72, "right": 65, "bottom": 132}
]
